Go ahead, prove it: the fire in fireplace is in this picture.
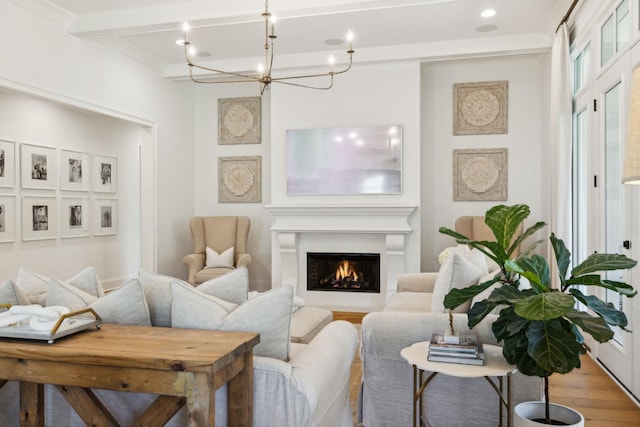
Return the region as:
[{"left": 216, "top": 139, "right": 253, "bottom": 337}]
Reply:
[{"left": 307, "top": 252, "right": 380, "bottom": 293}]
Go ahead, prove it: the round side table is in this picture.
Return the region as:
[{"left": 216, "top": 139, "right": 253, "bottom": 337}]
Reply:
[{"left": 401, "top": 341, "right": 516, "bottom": 427}]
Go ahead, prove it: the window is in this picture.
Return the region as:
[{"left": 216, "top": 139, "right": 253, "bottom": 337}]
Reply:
[
  {"left": 573, "top": 43, "right": 591, "bottom": 94},
  {"left": 601, "top": 0, "right": 630, "bottom": 66}
]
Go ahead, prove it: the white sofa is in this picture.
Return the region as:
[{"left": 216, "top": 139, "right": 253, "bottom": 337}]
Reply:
[
  {"left": 0, "top": 267, "right": 358, "bottom": 427},
  {"left": 357, "top": 268, "right": 543, "bottom": 427}
]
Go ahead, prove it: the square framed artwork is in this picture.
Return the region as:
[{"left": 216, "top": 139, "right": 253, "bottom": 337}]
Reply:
[
  {"left": 218, "top": 156, "right": 262, "bottom": 203},
  {"left": 218, "top": 97, "right": 262, "bottom": 145},
  {"left": 22, "top": 195, "right": 58, "bottom": 241},
  {"left": 0, "top": 195, "right": 16, "bottom": 243},
  {"left": 60, "top": 149, "right": 90, "bottom": 192},
  {"left": 94, "top": 198, "right": 118, "bottom": 236},
  {"left": 453, "top": 148, "right": 508, "bottom": 201},
  {"left": 93, "top": 154, "right": 117, "bottom": 193},
  {"left": 60, "top": 197, "right": 90, "bottom": 238},
  {"left": 20, "top": 143, "right": 57, "bottom": 190},
  {"left": 453, "top": 81, "right": 508, "bottom": 135},
  {"left": 0, "top": 139, "right": 16, "bottom": 188}
]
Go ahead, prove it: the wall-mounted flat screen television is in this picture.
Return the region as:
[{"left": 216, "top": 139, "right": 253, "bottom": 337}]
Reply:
[{"left": 286, "top": 125, "right": 402, "bottom": 195}]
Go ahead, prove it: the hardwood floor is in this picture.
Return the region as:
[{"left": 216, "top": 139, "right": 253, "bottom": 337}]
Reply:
[{"left": 338, "top": 313, "right": 640, "bottom": 427}]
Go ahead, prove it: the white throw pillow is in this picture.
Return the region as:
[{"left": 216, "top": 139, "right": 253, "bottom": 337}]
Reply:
[
  {"left": 171, "top": 281, "right": 293, "bottom": 361},
  {"left": 46, "top": 278, "right": 151, "bottom": 326},
  {"left": 431, "top": 251, "right": 484, "bottom": 313},
  {"left": 16, "top": 267, "right": 103, "bottom": 306},
  {"left": 0, "top": 280, "right": 31, "bottom": 306},
  {"left": 138, "top": 269, "right": 191, "bottom": 327},
  {"left": 205, "top": 246, "right": 235, "bottom": 268},
  {"left": 197, "top": 267, "right": 249, "bottom": 305}
]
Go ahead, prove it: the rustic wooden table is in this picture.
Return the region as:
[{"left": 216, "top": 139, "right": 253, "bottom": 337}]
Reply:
[{"left": 0, "top": 323, "right": 260, "bottom": 427}]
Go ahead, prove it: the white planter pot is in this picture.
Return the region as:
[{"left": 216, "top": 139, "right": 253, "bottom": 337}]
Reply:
[{"left": 514, "top": 401, "right": 584, "bottom": 427}]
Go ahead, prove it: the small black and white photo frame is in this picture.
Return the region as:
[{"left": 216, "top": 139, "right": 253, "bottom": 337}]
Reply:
[
  {"left": 93, "top": 154, "right": 117, "bottom": 193},
  {"left": 0, "top": 195, "right": 17, "bottom": 243},
  {"left": 0, "top": 139, "right": 16, "bottom": 188},
  {"left": 94, "top": 198, "right": 118, "bottom": 236},
  {"left": 20, "top": 143, "right": 57, "bottom": 190},
  {"left": 22, "top": 195, "right": 58, "bottom": 241},
  {"left": 60, "top": 149, "right": 90, "bottom": 192},
  {"left": 60, "top": 197, "right": 89, "bottom": 238}
]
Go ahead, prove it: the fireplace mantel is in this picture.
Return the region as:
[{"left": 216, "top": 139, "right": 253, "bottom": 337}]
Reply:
[{"left": 265, "top": 204, "right": 417, "bottom": 310}]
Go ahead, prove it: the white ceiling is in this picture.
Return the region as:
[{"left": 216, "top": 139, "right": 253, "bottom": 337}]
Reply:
[{"left": 26, "top": 0, "right": 570, "bottom": 78}]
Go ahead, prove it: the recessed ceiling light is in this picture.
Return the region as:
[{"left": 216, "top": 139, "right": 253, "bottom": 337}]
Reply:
[
  {"left": 481, "top": 9, "right": 496, "bottom": 18},
  {"left": 476, "top": 24, "right": 498, "bottom": 33}
]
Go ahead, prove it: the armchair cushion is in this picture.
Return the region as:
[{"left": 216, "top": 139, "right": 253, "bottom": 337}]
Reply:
[
  {"left": 205, "top": 246, "right": 234, "bottom": 268},
  {"left": 431, "top": 251, "right": 483, "bottom": 313}
]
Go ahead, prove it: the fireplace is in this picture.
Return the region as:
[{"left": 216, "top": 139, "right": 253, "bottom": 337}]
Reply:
[{"left": 307, "top": 252, "right": 380, "bottom": 293}]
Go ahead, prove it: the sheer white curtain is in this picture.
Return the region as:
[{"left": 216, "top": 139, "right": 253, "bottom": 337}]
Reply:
[{"left": 549, "top": 22, "right": 573, "bottom": 284}]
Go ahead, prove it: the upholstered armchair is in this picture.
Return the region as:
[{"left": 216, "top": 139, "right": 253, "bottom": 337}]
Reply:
[{"left": 183, "top": 216, "right": 252, "bottom": 285}]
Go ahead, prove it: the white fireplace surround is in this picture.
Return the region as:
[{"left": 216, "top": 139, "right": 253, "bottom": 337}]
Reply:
[{"left": 265, "top": 204, "right": 417, "bottom": 311}]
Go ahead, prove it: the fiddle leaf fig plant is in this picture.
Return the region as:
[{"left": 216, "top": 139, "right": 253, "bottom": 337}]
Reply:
[{"left": 439, "top": 204, "right": 637, "bottom": 424}]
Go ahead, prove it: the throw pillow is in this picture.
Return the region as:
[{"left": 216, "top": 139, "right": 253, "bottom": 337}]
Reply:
[
  {"left": 171, "top": 281, "right": 293, "bottom": 361},
  {"left": 16, "top": 267, "right": 104, "bottom": 306},
  {"left": 197, "top": 267, "right": 249, "bottom": 305},
  {"left": 205, "top": 246, "right": 234, "bottom": 268},
  {"left": 138, "top": 269, "right": 191, "bottom": 327},
  {"left": 431, "top": 251, "right": 484, "bottom": 313},
  {"left": 0, "top": 280, "right": 31, "bottom": 306},
  {"left": 46, "top": 278, "right": 151, "bottom": 326}
]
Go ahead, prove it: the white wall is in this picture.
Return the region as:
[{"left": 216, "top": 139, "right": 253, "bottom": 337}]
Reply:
[
  {"left": 0, "top": 0, "right": 194, "bottom": 282},
  {"left": 193, "top": 84, "right": 272, "bottom": 291},
  {"left": 421, "top": 54, "right": 549, "bottom": 272}
]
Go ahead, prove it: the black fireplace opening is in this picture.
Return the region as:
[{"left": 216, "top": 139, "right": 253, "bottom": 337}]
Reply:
[{"left": 307, "top": 252, "right": 380, "bottom": 293}]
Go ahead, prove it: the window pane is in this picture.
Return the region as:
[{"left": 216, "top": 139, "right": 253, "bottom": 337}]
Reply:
[
  {"left": 572, "top": 110, "right": 588, "bottom": 264},
  {"left": 602, "top": 14, "right": 615, "bottom": 65},
  {"left": 617, "top": 0, "right": 630, "bottom": 51},
  {"left": 584, "top": 43, "right": 591, "bottom": 83},
  {"left": 574, "top": 53, "right": 583, "bottom": 94}
]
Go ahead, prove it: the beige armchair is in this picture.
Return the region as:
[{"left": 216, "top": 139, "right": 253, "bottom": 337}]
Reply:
[
  {"left": 455, "top": 215, "right": 523, "bottom": 256},
  {"left": 183, "top": 216, "right": 252, "bottom": 285}
]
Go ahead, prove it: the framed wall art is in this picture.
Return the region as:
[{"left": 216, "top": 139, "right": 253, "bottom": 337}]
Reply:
[
  {"left": 218, "top": 156, "right": 261, "bottom": 203},
  {"left": 218, "top": 97, "right": 261, "bottom": 145},
  {"left": 453, "top": 81, "right": 508, "bottom": 135},
  {"left": 0, "top": 195, "right": 16, "bottom": 243},
  {"left": 0, "top": 139, "right": 16, "bottom": 188},
  {"left": 60, "top": 149, "right": 90, "bottom": 192},
  {"left": 22, "top": 195, "right": 58, "bottom": 241},
  {"left": 20, "top": 143, "right": 57, "bottom": 190},
  {"left": 93, "top": 154, "right": 117, "bottom": 193},
  {"left": 453, "top": 148, "right": 508, "bottom": 201},
  {"left": 60, "top": 197, "right": 90, "bottom": 238},
  {"left": 94, "top": 198, "right": 118, "bottom": 236}
]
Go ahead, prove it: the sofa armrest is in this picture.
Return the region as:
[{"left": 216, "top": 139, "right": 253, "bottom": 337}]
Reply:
[
  {"left": 235, "top": 252, "right": 252, "bottom": 268},
  {"left": 182, "top": 253, "right": 205, "bottom": 284},
  {"left": 397, "top": 272, "right": 439, "bottom": 293}
]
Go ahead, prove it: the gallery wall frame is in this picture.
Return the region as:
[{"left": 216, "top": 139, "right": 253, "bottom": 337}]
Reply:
[
  {"left": 453, "top": 148, "right": 508, "bottom": 201},
  {"left": 60, "top": 197, "right": 90, "bottom": 239},
  {"left": 218, "top": 156, "right": 262, "bottom": 203},
  {"left": 218, "top": 97, "right": 262, "bottom": 145},
  {"left": 20, "top": 143, "right": 58, "bottom": 190},
  {"left": 94, "top": 198, "right": 118, "bottom": 236},
  {"left": 93, "top": 154, "right": 117, "bottom": 193},
  {"left": 0, "top": 139, "right": 16, "bottom": 188},
  {"left": 22, "top": 195, "right": 58, "bottom": 241},
  {"left": 453, "top": 81, "right": 508, "bottom": 135},
  {"left": 60, "top": 149, "right": 91, "bottom": 192},
  {"left": 0, "top": 195, "right": 16, "bottom": 243}
]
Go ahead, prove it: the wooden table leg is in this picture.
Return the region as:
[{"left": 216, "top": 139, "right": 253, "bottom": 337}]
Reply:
[
  {"left": 186, "top": 372, "right": 215, "bottom": 427},
  {"left": 228, "top": 349, "right": 254, "bottom": 427},
  {"left": 20, "top": 382, "right": 44, "bottom": 427}
]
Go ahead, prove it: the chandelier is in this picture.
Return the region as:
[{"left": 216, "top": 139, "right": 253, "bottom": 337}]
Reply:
[{"left": 177, "top": 1, "right": 355, "bottom": 94}]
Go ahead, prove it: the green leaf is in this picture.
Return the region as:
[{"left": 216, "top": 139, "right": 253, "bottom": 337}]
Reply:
[
  {"left": 564, "top": 310, "right": 614, "bottom": 342},
  {"left": 572, "top": 253, "right": 637, "bottom": 276},
  {"left": 565, "top": 275, "right": 637, "bottom": 296},
  {"left": 438, "top": 227, "right": 471, "bottom": 242},
  {"left": 508, "top": 221, "right": 546, "bottom": 258},
  {"left": 492, "top": 307, "right": 529, "bottom": 342},
  {"left": 550, "top": 233, "right": 571, "bottom": 285},
  {"left": 443, "top": 279, "right": 497, "bottom": 310},
  {"left": 485, "top": 204, "right": 530, "bottom": 250},
  {"left": 467, "top": 300, "right": 501, "bottom": 328},
  {"left": 527, "top": 319, "right": 583, "bottom": 374},
  {"left": 518, "top": 255, "right": 551, "bottom": 290},
  {"left": 569, "top": 289, "right": 629, "bottom": 328},
  {"left": 514, "top": 292, "right": 575, "bottom": 321},
  {"left": 601, "top": 280, "right": 637, "bottom": 297}
]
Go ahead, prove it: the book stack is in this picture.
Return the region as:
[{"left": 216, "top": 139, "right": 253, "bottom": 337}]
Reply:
[{"left": 427, "top": 332, "right": 485, "bottom": 365}]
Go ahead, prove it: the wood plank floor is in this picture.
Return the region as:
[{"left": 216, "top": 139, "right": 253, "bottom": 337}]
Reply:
[{"left": 336, "top": 313, "right": 640, "bottom": 427}]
